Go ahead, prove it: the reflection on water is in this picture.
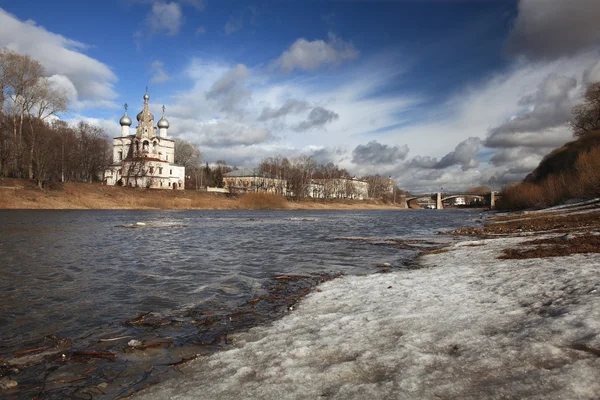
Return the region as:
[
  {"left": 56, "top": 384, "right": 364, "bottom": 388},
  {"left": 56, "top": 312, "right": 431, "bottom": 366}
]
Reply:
[{"left": 0, "top": 209, "right": 479, "bottom": 353}]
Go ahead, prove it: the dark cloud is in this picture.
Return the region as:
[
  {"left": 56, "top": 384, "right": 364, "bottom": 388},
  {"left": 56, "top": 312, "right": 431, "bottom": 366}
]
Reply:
[
  {"left": 407, "top": 138, "right": 481, "bottom": 171},
  {"left": 310, "top": 147, "right": 346, "bottom": 165},
  {"left": 435, "top": 137, "right": 482, "bottom": 171},
  {"left": 258, "top": 99, "right": 310, "bottom": 121},
  {"left": 408, "top": 155, "right": 438, "bottom": 169},
  {"left": 205, "top": 64, "right": 250, "bottom": 113},
  {"left": 485, "top": 73, "right": 576, "bottom": 148},
  {"left": 489, "top": 147, "right": 548, "bottom": 167},
  {"left": 293, "top": 107, "right": 339, "bottom": 132},
  {"left": 352, "top": 140, "right": 409, "bottom": 165},
  {"left": 507, "top": 0, "right": 600, "bottom": 60}
]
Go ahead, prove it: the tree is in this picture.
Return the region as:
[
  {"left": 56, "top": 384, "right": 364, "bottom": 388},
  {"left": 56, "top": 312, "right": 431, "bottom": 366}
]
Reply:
[
  {"left": 571, "top": 82, "right": 600, "bottom": 137},
  {"left": 174, "top": 139, "right": 202, "bottom": 170},
  {"left": 174, "top": 139, "right": 202, "bottom": 189},
  {"left": 75, "top": 122, "right": 110, "bottom": 183}
]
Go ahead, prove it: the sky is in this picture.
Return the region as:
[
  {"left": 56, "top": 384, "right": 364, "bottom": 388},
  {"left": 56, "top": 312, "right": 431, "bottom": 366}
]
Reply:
[{"left": 1, "top": 0, "right": 600, "bottom": 192}]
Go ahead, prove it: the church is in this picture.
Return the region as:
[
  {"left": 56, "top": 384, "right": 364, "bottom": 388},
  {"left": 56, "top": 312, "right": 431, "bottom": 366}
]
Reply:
[{"left": 105, "top": 90, "right": 185, "bottom": 189}]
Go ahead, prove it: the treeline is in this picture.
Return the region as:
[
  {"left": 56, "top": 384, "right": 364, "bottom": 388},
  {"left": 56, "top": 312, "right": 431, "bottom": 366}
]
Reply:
[
  {"left": 499, "top": 81, "right": 600, "bottom": 209},
  {"left": 0, "top": 49, "right": 111, "bottom": 187},
  {"left": 254, "top": 155, "right": 404, "bottom": 200}
]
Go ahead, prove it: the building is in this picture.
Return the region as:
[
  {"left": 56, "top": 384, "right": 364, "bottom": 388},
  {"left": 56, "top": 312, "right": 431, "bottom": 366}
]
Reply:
[
  {"left": 453, "top": 197, "right": 466, "bottom": 206},
  {"left": 308, "top": 177, "right": 369, "bottom": 200},
  {"left": 105, "top": 90, "right": 185, "bottom": 189},
  {"left": 223, "top": 168, "right": 288, "bottom": 195}
]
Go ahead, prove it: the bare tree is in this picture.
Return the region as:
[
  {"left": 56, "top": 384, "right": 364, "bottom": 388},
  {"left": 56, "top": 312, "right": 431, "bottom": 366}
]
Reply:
[
  {"left": 26, "top": 78, "right": 68, "bottom": 178},
  {"left": 3, "top": 51, "right": 44, "bottom": 176},
  {"left": 75, "top": 122, "right": 110, "bottom": 183},
  {"left": 571, "top": 82, "right": 600, "bottom": 137},
  {"left": 175, "top": 139, "right": 203, "bottom": 189}
]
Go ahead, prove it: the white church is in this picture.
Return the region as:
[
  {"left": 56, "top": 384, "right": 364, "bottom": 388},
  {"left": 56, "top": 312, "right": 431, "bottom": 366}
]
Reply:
[{"left": 105, "top": 90, "right": 185, "bottom": 190}]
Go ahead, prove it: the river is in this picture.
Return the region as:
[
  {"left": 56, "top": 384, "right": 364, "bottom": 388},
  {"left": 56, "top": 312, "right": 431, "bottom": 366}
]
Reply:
[{"left": 0, "top": 209, "right": 482, "bottom": 397}]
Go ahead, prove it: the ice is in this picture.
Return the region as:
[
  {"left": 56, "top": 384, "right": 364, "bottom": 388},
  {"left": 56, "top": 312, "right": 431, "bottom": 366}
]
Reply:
[{"left": 136, "top": 235, "right": 600, "bottom": 399}]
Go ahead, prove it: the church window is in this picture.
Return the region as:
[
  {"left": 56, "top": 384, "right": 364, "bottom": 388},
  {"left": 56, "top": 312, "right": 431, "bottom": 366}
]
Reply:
[
  {"left": 170, "top": 169, "right": 172, "bottom": 175},
  {"left": 159, "top": 167, "right": 163, "bottom": 174},
  {"left": 118, "top": 151, "right": 122, "bottom": 161},
  {"left": 150, "top": 167, "right": 154, "bottom": 174}
]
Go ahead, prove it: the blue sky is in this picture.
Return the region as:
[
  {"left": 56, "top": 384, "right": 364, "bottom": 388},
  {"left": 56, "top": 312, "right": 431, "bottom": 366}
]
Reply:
[{"left": 1, "top": 0, "right": 599, "bottom": 191}]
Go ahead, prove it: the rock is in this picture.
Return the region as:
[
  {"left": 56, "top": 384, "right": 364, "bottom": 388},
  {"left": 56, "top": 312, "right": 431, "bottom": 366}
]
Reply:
[
  {"left": 382, "top": 262, "right": 392, "bottom": 267},
  {"left": 0, "top": 377, "right": 18, "bottom": 390},
  {"left": 561, "top": 233, "right": 576, "bottom": 240},
  {"left": 127, "top": 339, "right": 143, "bottom": 348}
]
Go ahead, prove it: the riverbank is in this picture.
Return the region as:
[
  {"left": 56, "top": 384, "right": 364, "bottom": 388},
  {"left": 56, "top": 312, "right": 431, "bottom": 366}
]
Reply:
[
  {"left": 0, "top": 179, "right": 402, "bottom": 210},
  {"left": 135, "top": 200, "right": 600, "bottom": 399}
]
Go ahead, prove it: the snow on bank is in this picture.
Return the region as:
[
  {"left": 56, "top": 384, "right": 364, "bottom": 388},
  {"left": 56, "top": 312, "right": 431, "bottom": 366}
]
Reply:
[{"left": 137, "top": 237, "right": 600, "bottom": 400}]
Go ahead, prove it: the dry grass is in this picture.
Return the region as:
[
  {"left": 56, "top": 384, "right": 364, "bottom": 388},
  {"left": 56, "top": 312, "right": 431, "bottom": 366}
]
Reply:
[
  {"left": 237, "top": 193, "right": 288, "bottom": 210},
  {"left": 497, "top": 145, "right": 600, "bottom": 210},
  {"left": 0, "top": 179, "right": 403, "bottom": 210},
  {"left": 499, "top": 235, "right": 600, "bottom": 259}
]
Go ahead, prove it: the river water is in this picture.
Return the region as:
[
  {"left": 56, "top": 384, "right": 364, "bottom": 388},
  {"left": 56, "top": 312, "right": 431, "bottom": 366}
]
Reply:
[{"left": 0, "top": 209, "right": 480, "bottom": 361}]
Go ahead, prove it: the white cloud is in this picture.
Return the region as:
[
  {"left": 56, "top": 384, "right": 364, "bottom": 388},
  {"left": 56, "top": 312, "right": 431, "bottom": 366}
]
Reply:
[
  {"left": 0, "top": 8, "right": 117, "bottom": 110},
  {"left": 175, "top": 118, "right": 272, "bottom": 147},
  {"left": 65, "top": 114, "right": 121, "bottom": 136},
  {"left": 274, "top": 32, "right": 359, "bottom": 74},
  {"left": 148, "top": 1, "right": 183, "bottom": 36},
  {"left": 150, "top": 60, "right": 170, "bottom": 83},
  {"left": 224, "top": 16, "right": 243, "bottom": 35},
  {"left": 196, "top": 26, "right": 206, "bottom": 36}
]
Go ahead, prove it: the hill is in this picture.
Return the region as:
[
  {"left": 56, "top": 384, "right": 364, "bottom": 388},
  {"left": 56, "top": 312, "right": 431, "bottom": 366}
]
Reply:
[
  {"left": 524, "top": 131, "right": 600, "bottom": 183},
  {"left": 498, "top": 131, "right": 600, "bottom": 210}
]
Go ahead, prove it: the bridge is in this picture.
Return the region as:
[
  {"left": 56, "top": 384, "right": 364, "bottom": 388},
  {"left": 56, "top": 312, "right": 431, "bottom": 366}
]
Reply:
[{"left": 398, "top": 192, "right": 500, "bottom": 210}]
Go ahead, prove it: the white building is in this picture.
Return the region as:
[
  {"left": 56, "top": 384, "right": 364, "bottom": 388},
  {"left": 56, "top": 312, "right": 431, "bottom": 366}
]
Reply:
[
  {"left": 308, "top": 177, "right": 369, "bottom": 200},
  {"left": 105, "top": 90, "right": 185, "bottom": 190},
  {"left": 453, "top": 197, "right": 466, "bottom": 206}
]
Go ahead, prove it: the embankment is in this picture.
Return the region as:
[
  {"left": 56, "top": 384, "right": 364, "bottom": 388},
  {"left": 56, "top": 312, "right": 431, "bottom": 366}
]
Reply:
[{"left": 0, "top": 179, "right": 402, "bottom": 210}]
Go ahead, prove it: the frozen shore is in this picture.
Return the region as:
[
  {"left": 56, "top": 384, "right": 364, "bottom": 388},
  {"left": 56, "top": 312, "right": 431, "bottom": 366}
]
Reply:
[{"left": 136, "top": 222, "right": 600, "bottom": 399}]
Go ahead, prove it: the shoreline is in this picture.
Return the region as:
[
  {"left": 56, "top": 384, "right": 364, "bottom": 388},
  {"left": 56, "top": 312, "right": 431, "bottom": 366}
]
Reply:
[
  {"left": 0, "top": 179, "right": 406, "bottom": 211},
  {"left": 134, "top": 200, "right": 600, "bottom": 399}
]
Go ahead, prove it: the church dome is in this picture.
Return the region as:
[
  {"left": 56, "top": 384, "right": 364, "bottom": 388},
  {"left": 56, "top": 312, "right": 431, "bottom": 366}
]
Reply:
[
  {"left": 120, "top": 112, "right": 132, "bottom": 126},
  {"left": 137, "top": 110, "right": 154, "bottom": 121},
  {"left": 157, "top": 116, "right": 170, "bottom": 129}
]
